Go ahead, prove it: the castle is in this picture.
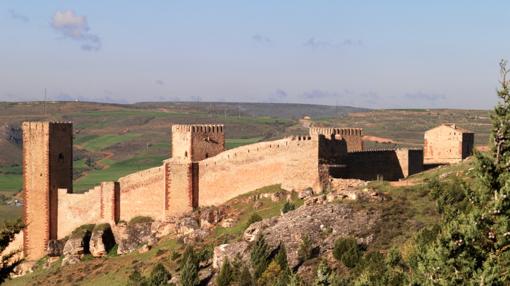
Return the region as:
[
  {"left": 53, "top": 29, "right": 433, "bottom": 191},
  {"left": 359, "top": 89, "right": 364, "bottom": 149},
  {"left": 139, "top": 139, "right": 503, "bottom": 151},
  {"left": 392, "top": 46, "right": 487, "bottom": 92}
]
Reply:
[{"left": 20, "top": 122, "right": 470, "bottom": 261}]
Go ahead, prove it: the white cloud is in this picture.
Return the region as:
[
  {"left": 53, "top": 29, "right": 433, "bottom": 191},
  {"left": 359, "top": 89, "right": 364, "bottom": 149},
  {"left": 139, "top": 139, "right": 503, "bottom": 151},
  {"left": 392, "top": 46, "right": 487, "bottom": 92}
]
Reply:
[{"left": 51, "top": 10, "right": 101, "bottom": 51}]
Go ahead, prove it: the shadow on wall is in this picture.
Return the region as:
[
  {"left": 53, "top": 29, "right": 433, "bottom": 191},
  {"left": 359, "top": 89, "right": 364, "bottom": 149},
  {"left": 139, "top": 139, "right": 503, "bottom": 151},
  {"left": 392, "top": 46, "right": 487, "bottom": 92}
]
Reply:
[{"left": 330, "top": 150, "right": 404, "bottom": 181}]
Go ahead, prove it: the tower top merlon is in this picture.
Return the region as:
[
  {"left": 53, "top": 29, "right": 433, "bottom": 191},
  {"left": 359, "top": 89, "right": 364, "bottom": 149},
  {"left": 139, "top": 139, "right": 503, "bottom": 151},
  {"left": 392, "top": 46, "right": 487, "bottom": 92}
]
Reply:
[{"left": 171, "top": 124, "right": 224, "bottom": 133}]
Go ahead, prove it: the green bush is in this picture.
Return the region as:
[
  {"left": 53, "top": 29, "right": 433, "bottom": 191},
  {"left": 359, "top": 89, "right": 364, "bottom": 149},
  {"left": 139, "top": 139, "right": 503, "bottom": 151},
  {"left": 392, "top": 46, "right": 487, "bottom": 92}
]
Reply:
[
  {"left": 127, "top": 269, "right": 147, "bottom": 286},
  {"left": 250, "top": 235, "right": 271, "bottom": 278},
  {"left": 246, "top": 213, "right": 262, "bottom": 228},
  {"left": 216, "top": 259, "right": 234, "bottom": 286},
  {"left": 129, "top": 216, "right": 154, "bottom": 226},
  {"left": 149, "top": 263, "right": 171, "bottom": 286},
  {"left": 281, "top": 202, "right": 296, "bottom": 214},
  {"left": 333, "top": 237, "right": 362, "bottom": 268},
  {"left": 297, "top": 234, "right": 314, "bottom": 262},
  {"left": 180, "top": 246, "right": 199, "bottom": 286}
]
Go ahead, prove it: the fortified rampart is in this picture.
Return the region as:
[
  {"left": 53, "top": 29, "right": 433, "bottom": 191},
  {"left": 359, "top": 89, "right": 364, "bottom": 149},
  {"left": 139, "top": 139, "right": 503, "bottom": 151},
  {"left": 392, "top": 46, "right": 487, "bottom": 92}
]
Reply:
[
  {"left": 22, "top": 122, "right": 435, "bottom": 261},
  {"left": 330, "top": 148, "right": 423, "bottom": 181}
]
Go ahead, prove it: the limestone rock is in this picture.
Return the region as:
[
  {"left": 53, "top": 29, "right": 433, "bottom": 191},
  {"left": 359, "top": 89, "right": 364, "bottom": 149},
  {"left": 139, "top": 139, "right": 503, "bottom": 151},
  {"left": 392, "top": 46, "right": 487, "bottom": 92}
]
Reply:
[
  {"left": 298, "top": 188, "right": 314, "bottom": 199},
  {"left": 220, "top": 218, "right": 236, "bottom": 228},
  {"left": 114, "top": 220, "right": 156, "bottom": 255},
  {"left": 11, "top": 261, "right": 35, "bottom": 278},
  {"left": 212, "top": 242, "right": 250, "bottom": 269},
  {"left": 47, "top": 239, "right": 65, "bottom": 257},
  {"left": 43, "top": 257, "right": 60, "bottom": 270},
  {"left": 151, "top": 220, "right": 177, "bottom": 239},
  {"left": 62, "top": 225, "right": 94, "bottom": 266},
  {"left": 223, "top": 203, "right": 381, "bottom": 270},
  {"left": 176, "top": 217, "right": 200, "bottom": 236},
  {"left": 199, "top": 207, "right": 223, "bottom": 229},
  {"left": 89, "top": 224, "right": 116, "bottom": 257},
  {"left": 138, "top": 244, "right": 151, "bottom": 254}
]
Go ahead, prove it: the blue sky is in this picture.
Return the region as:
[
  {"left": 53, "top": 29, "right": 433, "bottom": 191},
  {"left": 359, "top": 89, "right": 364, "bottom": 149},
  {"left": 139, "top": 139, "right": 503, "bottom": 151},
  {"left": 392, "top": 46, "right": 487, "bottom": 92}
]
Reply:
[{"left": 1, "top": 1, "right": 509, "bottom": 109}]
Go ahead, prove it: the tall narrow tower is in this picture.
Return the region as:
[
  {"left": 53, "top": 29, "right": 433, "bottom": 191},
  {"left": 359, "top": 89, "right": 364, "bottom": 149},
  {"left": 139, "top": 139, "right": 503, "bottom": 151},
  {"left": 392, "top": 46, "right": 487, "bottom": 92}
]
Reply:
[{"left": 22, "top": 122, "right": 72, "bottom": 261}]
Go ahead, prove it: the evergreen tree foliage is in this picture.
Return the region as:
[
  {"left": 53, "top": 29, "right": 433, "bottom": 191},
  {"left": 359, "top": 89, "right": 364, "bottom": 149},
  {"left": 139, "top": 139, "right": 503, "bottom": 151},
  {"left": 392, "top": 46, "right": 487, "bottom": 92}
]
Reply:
[
  {"left": 216, "top": 259, "right": 234, "bottom": 286},
  {"left": 238, "top": 265, "right": 255, "bottom": 286},
  {"left": 333, "top": 237, "right": 362, "bottom": 268},
  {"left": 314, "top": 260, "right": 333, "bottom": 286},
  {"left": 180, "top": 246, "right": 200, "bottom": 286},
  {"left": 281, "top": 201, "right": 296, "bottom": 214},
  {"left": 250, "top": 235, "right": 271, "bottom": 278},
  {"left": 258, "top": 260, "right": 282, "bottom": 286},
  {"left": 410, "top": 60, "right": 510, "bottom": 285},
  {"left": 127, "top": 269, "right": 147, "bottom": 286},
  {"left": 148, "top": 263, "right": 171, "bottom": 286},
  {"left": 297, "top": 234, "right": 314, "bottom": 262},
  {"left": 246, "top": 213, "right": 262, "bottom": 229}
]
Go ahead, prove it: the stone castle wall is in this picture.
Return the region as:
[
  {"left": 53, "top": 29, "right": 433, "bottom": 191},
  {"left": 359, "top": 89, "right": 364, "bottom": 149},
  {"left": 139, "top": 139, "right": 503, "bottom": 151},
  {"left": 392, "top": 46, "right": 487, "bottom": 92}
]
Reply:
[
  {"left": 198, "top": 136, "right": 323, "bottom": 206},
  {"left": 57, "top": 182, "right": 119, "bottom": 239},
  {"left": 22, "top": 122, "right": 432, "bottom": 261},
  {"left": 310, "top": 127, "right": 363, "bottom": 152},
  {"left": 331, "top": 148, "right": 423, "bottom": 181}
]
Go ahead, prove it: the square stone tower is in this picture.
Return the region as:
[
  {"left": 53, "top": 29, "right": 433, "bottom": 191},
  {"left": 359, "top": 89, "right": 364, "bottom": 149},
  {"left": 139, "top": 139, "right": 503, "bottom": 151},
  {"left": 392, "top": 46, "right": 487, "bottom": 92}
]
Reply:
[
  {"left": 22, "top": 122, "right": 73, "bottom": 261},
  {"left": 171, "top": 124, "right": 225, "bottom": 161}
]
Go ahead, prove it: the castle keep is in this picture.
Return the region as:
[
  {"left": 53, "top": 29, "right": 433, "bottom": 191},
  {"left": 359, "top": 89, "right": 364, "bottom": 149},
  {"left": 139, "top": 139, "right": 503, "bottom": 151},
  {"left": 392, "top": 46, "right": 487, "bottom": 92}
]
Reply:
[{"left": 22, "top": 122, "right": 429, "bottom": 260}]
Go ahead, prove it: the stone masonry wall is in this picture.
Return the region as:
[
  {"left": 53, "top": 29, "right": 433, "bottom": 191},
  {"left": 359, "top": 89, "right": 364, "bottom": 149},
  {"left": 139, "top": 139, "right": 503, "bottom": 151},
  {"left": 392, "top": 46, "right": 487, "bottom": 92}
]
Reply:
[
  {"left": 310, "top": 127, "right": 363, "bottom": 152},
  {"left": 335, "top": 148, "right": 422, "bottom": 181},
  {"left": 117, "top": 166, "right": 166, "bottom": 222},
  {"left": 22, "top": 122, "right": 72, "bottom": 261},
  {"left": 424, "top": 126, "right": 467, "bottom": 164},
  {"left": 171, "top": 125, "right": 225, "bottom": 161},
  {"left": 57, "top": 182, "right": 118, "bottom": 239},
  {"left": 198, "top": 136, "right": 321, "bottom": 206}
]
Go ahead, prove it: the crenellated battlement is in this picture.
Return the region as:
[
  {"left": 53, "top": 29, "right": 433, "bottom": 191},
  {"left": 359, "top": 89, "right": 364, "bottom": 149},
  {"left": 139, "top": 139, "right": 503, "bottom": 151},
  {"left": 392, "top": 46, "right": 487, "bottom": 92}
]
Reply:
[
  {"left": 172, "top": 124, "right": 224, "bottom": 133},
  {"left": 309, "top": 127, "right": 363, "bottom": 137}
]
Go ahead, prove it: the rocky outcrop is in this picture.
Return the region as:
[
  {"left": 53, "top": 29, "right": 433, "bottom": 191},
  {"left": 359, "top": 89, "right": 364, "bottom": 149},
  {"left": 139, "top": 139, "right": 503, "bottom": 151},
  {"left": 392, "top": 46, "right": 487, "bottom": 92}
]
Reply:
[
  {"left": 62, "top": 225, "right": 94, "bottom": 266},
  {"left": 115, "top": 220, "right": 156, "bottom": 255},
  {"left": 89, "top": 224, "right": 116, "bottom": 257},
  {"left": 213, "top": 203, "right": 380, "bottom": 270},
  {"left": 47, "top": 239, "right": 65, "bottom": 257}
]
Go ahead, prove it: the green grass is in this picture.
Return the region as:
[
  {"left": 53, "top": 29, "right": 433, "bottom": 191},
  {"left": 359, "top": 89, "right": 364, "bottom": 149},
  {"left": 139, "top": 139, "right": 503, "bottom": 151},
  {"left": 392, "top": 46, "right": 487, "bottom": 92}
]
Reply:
[
  {"left": 225, "top": 137, "right": 264, "bottom": 149},
  {"left": 0, "top": 174, "right": 22, "bottom": 192},
  {"left": 79, "top": 133, "right": 142, "bottom": 152}
]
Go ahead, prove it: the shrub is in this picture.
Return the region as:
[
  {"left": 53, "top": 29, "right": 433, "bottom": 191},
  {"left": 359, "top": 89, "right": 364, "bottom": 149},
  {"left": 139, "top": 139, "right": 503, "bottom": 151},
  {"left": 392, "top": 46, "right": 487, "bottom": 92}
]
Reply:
[
  {"left": 180, "top": 246, "right": 199, "bottom": 286},
  {"left": 149, "top": 263, "right": 171, "bottom": 286},
  {"left": 238, "top": 265, "right": 254, "bottom": 286},
  {"left": 246, "top": 213, "right": 262, "bottom": 228},
  {"left": 258, "top": 261, "right": 282, "bottom": 286},
  {"left": 127, "top": 269, "right": 147, "bottom": 286},
  {"left": 314, "top": 260, "right": 333, "bottom": 286},
  {"left": 333, "top": 237, "right": 362, "bottom": 268},
  {"left": 250, "top": 235, "right": 271, "bottom": 278},
  {"left": 281, "top": 202, "right": 296, "bottom": 214},
  {"left": 297, "top": 234, "right": 314, "bottom": 262},
  {"left": 216, "top": 259, "right": 234, "bottom": 286}
]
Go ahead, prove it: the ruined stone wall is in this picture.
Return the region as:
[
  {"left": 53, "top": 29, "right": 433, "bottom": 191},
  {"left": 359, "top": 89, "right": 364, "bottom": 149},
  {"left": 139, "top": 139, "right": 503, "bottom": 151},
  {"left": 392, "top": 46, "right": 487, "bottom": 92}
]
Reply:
[
  {"left": 22, "top": 122, "right": 72, "bottom": 261},
  {"left": 310, "top": 127, "right": 363, "bottom": 152},
  {"left": 424, "top": 127, "right": 465, "bottom": 164},
  {"left": 171, "top": 125, "right": 225, "bottom": 161},
  {"left": 198, "top": 136, "right": 321, "bottom": 206},
  {"left": 335, "top": 148, "right": 422, "bottom": 181},
  {"left": 118, "top": 166, "right": 166, "bottom": 222}
]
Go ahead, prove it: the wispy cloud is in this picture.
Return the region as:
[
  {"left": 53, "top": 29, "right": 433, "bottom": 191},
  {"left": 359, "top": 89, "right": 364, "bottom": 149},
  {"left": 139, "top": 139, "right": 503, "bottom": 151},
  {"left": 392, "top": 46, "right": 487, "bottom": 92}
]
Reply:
[
  {"left": 8, "top": 9, "right": 29, "bottom": 23},
  {"left": 155, "top": 80, "right": 165, "bottom": 86},
  {"left": 51, "top": 10, "right": 101, "bottom": 51},
  {"left": 252, "top": 34, "right": 271, "bottom": 44},
  {"left": 266, "top": 89, "right": 288, "bottom": 102},
  {"left": 303, "top": 37, "right": 363, "bottom": 49}
]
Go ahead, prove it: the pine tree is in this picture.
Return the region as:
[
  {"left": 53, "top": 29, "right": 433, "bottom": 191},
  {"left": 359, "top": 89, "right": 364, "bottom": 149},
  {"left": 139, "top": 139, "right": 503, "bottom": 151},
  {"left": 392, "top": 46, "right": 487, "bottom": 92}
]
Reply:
[
  {"left": 180, "top": 246, "right": 200, "bottom": 286},
  {"left": 127, "top": 269, "right": 147, "bottom": 286},
  {"left": 412, "top": 60, "right": 510, "bottom": 284},
  {"left": 250, "top": 235, "right": 271, "bottom": 278},
  {"left": 216, "top": 259, "right": 234, "bottom": 286},
  {"left": 238, "top": 265, "right": 255, "bottom": 286},
  {"left": 0, "top": 219, "right": 24, "bottom": 284},
  {"left": 148, "top": 263, "right": 171, "bottom": 286}
]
